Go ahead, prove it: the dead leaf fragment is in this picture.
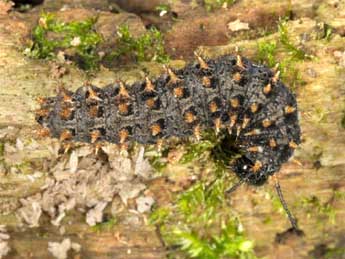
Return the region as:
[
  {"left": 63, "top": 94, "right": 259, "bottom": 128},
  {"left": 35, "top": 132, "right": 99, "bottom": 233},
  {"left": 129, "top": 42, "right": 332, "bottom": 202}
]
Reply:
[
  {"left": 48, "top": 238, "right": 81, "bottom": 259},
  {"left": 0, "top": 1, "right": 14, "bottom": 15},
  {"left": 227, "top": 19, "right": 250, "bottom": 32}
]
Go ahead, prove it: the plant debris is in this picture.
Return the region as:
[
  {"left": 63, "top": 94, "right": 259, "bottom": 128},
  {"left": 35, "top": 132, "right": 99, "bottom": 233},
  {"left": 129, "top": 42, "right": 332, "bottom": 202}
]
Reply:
[
  {"left": 0, "top": 225, "right": 10, "bottom": 259},
  {"left": 227, "top": 19, "right": 250, "bottom": 32},
  {"left": 16, "top": 143, "right": 153, "bottom": 227},
  {"left": 48, "top": 238, "right": 81, "bottom": 259}
]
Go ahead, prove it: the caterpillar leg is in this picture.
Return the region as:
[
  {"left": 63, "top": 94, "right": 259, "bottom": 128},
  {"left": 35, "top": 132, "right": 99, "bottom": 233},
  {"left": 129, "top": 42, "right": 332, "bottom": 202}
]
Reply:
[
  {"left": 225, "top": 178, "right": 245, "bottom": 194},
  {"left": 273, "top": 175, "right": 304, "bottom": 243},
  {"left": 274, "top": 176, "right": 298, "bottom": 230}
]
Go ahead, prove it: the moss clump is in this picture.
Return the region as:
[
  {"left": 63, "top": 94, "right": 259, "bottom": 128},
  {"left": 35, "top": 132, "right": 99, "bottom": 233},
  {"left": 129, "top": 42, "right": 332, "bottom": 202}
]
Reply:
[
  {"left": 26, "top": 13, "right": 102, "bottom": 70},
  {"left": 150, "top": 180, "right": 259, "bottom": 259},
  {"left": 256, "top": 41, "right": 277, "bottom": 68},
  {"left": 110, "top": 25, "right": 169, "bottom": 63},
  {"left": 299, "top": 195, "right": 337, "bottom": 225}
]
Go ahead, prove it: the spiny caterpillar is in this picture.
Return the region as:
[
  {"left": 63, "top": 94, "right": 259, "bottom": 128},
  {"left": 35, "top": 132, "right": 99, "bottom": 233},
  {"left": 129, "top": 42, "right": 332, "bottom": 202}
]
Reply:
[{"left": 36, "top": 54, "right": 302, "bottom": 232}]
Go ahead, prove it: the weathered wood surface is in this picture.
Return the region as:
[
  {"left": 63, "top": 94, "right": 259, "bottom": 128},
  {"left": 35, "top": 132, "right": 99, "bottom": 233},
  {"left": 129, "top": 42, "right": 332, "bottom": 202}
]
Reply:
[{"left": 0, "top": 0, "right": 345, "bottom": 258}]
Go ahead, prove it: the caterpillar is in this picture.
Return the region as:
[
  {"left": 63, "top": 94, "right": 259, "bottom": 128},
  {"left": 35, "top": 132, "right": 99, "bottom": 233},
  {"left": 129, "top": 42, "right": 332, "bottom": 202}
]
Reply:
[
  {"left": 36, "top": 54, "right": 302, "bottom": 233},
  {"left": 36, "top": 54, "right": 300, "bottom": 185}
]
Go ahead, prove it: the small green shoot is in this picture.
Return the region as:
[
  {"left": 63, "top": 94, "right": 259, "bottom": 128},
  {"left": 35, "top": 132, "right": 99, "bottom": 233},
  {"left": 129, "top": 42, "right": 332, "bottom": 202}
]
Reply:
[
  {"left": 155, "top": 4, "right": 171, "bottom": 16},
  {"left": 278, "top": 18, "right": 307, "bottom": 60},
  {"left": 111, "top": 25, "right": 169, "bottom": 63},
  {"left": 0, "top": 141, "right": 4, "bottom": 158},
  {"left": 91, "top": 217, "right": 117, "bottom": 232},
  {"left": 341, "top": 110, "right": 345, "bottom": 129},
  {"left": 26, "top": 12, "right": 102, "bottom": 70},
  {"left": 324, "top": 26, "right": 333, "bottom": 41}
]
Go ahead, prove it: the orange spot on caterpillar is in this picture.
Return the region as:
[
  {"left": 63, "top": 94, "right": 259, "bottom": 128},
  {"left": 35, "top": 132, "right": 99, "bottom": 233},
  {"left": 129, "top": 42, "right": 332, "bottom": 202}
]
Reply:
[
  {"left": 60, "top": 129, "right": 72, "bottom": 141},
  {"left": 242, "top": 116, "right": 250, "bottom": 129},
  {"left": 36, "top": 97, "right": 47, "bottom": 105},
  {"left": 184, "top": 111, "right": 196, "bottom": 123},
  {"left": 272, "top": 70, "right": 280, "bottom": 83},
  {"left": 193, "top": 124, "right": 201, "bottom": 141},
  {"left": 144, "top": 77, "right": 155, "bottom": 92},
  {"left": 233, "top": 72, "right": 242, "bottom": 82},
  {"left": 251, "top": 160, "right": 263, "bottom": 173},
  {"left": 145, "top": 98, "right": 156, "bottom": 109},
  {"left": 262, "top": 119, "right": 272, "bottom": 128},
  {"left": 209, "top": 101, "right": 218, "bottom": 113},
  {"left": 289, "top": 140, "right": 298, "bottom": 149},
  {"left": 165, "top": 66, "right": 180, "bottom": 84},
  {"left": 173, "top": 87, "right": 184, "bottom": 98},
  {"left": 87, "top": 87, "right": 101, "bottom": 101},
  {"left": 150, "top": 123, "right": 162, "bottom": 136},
  {"left": 89, "top": 105, "right": 99, "bottom": 117},
  {"left": 236, "top": 55, "right": 245, "bottom": 70},
  {"left": 250, "top": 103, "right": 259, "bottom": 113},
  {"left": 60, "top": 107, "right": 73, "bottom": 119},
  {"left": 118, "top": 102, "right": 129, "bottom": 115},
  {"left": 263, "top": 83, "right": 272, "bottom": 95},
  {"left": 194, "top": 52, "right": 209, "bottom": 70},
  {"left": 230, "top": 114, "right": 237, "bottom": 128},
  {"left": 230, "top": 98, "right": 239, "bottom": 108},
  {"left": 119, "top": 129, "right": 129, "bottom": 144},
  {"left": 37, "top": 127, "right": 50, "bottom": 137},
  {"left": 119, "top": 82, "right": 130, "bottom": 98},
  {"left": 284, "top": 105, "right": 296, "bottom": 114},
  {"left": 269, "top": 138, "right": 277, "bottom": 148},
  {"left": 214, "top": 117, "right": 221, "bottom": 134},
  {"left": 36, "top": 109, "right": 49, "bottom": 117},
  {"left": 202, "top": 76, "right": 211, "bottom": 87},
  {"left": 248, "top": 146, "right": 263, "bottom": 152},
  {"left": 244, "top": 129, "right": 260, "bottom": 136},
  {"left": 90, "top": 130, "right": 100, "bottom": 143}
]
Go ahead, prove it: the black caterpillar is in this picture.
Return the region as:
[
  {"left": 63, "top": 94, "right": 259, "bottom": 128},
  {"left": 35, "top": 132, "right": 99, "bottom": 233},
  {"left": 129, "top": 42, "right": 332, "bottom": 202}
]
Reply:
[{"left": 36, "top": 54, "right": 300, "bottom": 186}]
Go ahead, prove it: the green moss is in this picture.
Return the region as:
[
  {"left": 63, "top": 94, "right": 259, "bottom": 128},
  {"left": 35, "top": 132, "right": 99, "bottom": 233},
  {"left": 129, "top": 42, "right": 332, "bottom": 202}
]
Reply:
[
  {"left": 179, "top": 131, "right": 241, "bottom": 170},
  {"left": 26, "top": 12, "right": 102, "bottom": 70},
  {"left": 180, "top": 140, "right": 215, "bottom": 165},
  {"left": 145, "top": 145, "right": 169, "bottom": 173},
  {"left": 149, "top": 207, "right": 171, "bottom": 225},
  {"left": 155, "top": 4, "right": 171, "bottom": 14},
  {"left": 91, "top": 217, "right": 117, "bottom": 232},
  {"left": 110, "top": 25, "right": 169, "bottom": 63},
  {"left": 0, "top": 141, "right": 4, "bottom": 158},
  {"left": 203, "top": 0, "right": 235, "bottom": 11},
  {"left": 150, "top": 179, "right": 260, "bottom": 259},
  {"left": 300, "top": 195, "right": 336, "bottom": 224},
  {"left": 254, "top": 19, "right": 310, "bottom": 92},
  {"left": 341, "top": 110, "right": 345, "bottom": 129},
  {"left": 324, "top": 246, "right": 345, "bottom": 259},
  {"left": 256, "top": 41, "right": 277, "bottom": 68}
]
